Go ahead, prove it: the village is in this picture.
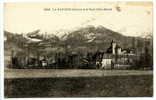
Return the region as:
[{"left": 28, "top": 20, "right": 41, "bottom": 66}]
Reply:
[{"left": 9, "top": 39, "right": 147, "bottom": 70}]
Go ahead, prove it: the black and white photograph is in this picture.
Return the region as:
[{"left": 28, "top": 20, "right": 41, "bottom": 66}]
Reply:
[{"left": 4, "top": 2, "right": 153, "bottom": 98}]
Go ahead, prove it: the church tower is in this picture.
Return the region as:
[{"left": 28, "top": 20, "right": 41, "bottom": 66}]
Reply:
[{"left": 111, "top": 40, "right": 117, "bottom": 55}]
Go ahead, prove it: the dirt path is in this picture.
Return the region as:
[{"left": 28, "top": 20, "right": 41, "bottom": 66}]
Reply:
[{"left": 5, "top": 69, "right": 153, "bottom": 79}]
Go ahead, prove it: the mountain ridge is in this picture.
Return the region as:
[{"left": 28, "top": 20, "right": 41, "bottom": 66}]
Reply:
[{"left": 4, "top": 25, "right": 148, "bottom": 52}]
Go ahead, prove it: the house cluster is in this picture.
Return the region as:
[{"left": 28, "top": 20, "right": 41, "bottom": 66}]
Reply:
[
  {"left": 9, "top": 39, "right": 136, "bottom": 69},
  {"left": 106, "top": 40, "right": 135, "bottom": 55},
  {"left": 100, "top": 40, "right": 136, "bottom": 69}
]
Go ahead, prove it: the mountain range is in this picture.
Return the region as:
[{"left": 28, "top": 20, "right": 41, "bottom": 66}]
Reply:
[{"left": 4, "top": 25, "right": 150, "bottom": 53}]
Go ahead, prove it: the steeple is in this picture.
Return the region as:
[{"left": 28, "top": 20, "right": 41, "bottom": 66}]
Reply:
[{"left": 111, "top": 40, "right": 116, "bottom": 54}]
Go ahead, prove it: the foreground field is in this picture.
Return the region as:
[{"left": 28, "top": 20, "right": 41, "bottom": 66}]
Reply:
[
  {"left": 5, "top": 75, "right": 153, "bottom": 97},
  {"left": 5, "top": 69, "right": 153, "bottom": 97}
]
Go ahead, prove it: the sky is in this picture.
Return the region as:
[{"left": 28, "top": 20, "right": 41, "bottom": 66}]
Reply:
[{"left": 4, "top": 2, "right": 153, "bottom": 37}]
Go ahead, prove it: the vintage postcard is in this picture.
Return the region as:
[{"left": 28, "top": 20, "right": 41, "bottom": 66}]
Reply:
[{"left": 4, "top": 2, "right": 153, "bottom": 98}]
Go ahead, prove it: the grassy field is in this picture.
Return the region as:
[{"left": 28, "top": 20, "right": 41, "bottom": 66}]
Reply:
[{"left": 5, "top": 69, "right": 153, "bottom": 98}]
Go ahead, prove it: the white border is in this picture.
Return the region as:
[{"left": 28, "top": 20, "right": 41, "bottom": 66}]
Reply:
[
  {"left": 153, "top": 0, "right": 155, "bottom": 98},
  {"left": 2, "top": 0, "right": 155, "bottom": 2},
  {"left": 0, "top": 1, "right": 4, "bottom": 100},
  {"left": 1, "top": 0, "right": 155, "bottom": 100}
]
